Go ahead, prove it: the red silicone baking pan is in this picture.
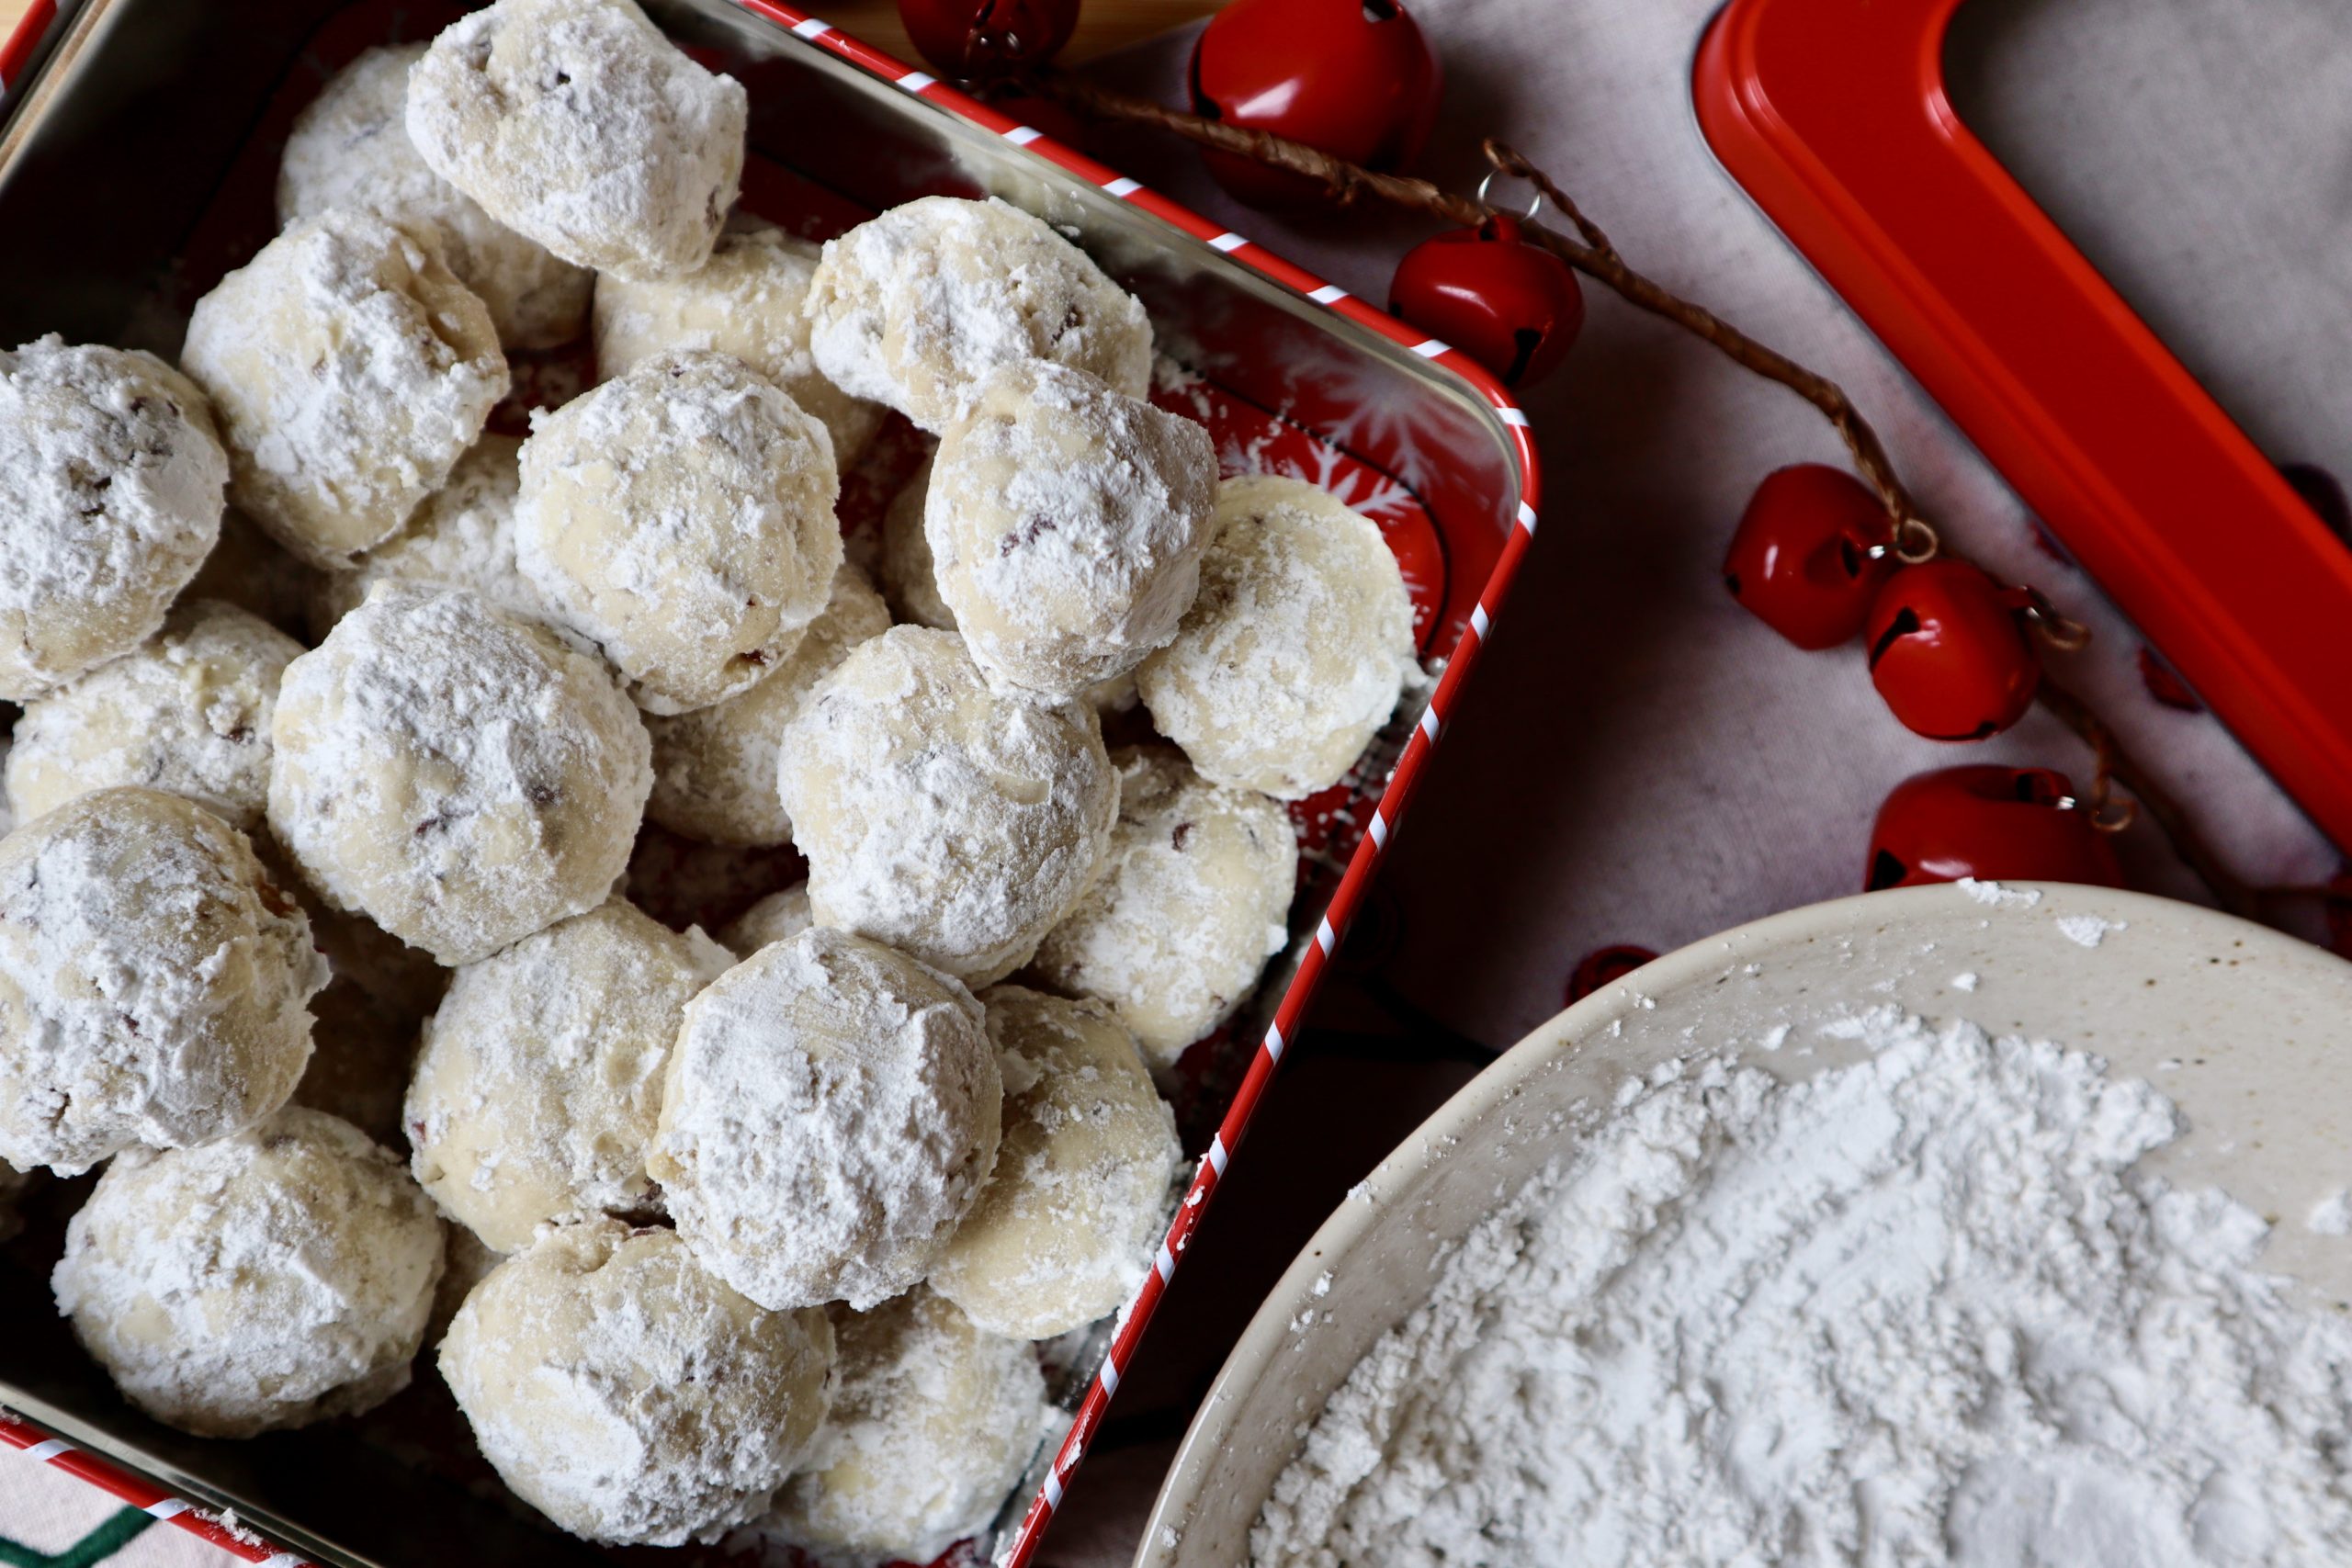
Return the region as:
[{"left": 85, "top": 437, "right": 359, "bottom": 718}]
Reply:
[
  {"left": 0, "top": 2, "right": 1539, "bottom": 1564},
  {"left": 1694, "top": 0, "right": 2352, "bottom": 852}
]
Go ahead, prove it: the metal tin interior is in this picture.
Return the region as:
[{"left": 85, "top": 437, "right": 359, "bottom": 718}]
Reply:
[{"left": 0, "top": 4, "right": 1530, "bottom": 1563}]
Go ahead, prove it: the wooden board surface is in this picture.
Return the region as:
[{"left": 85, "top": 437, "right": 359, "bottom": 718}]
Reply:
[{"left": 0, "top": 0, "right": 1216, "bottom": 64}]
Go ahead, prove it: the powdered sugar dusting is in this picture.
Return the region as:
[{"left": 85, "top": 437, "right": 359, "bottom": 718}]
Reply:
[
  {"left": 650, "top": 927, "right": 1001, "bottom": 1311},
  {"left": 1957, "top": 875, "right": 2042, "bottom": 909},
  {"left": 805, "top": 196, "right": 1151, "bottom": 433},
  {"left": 0, "top": 788, "right": 325, "bottom": 1175},
  {"left": 51, "top": 1106, "right": 443, "bottom": 1437},
  {"left": 0, "top": 336, "right": 227, "bottom": 697},
  {"left": 267, "top": 584, "right": 652, "bottom": 965},
  {"left": 2057, "top": 912, "right": 2127, "bottom": 948},
  {"left": 776, "top": 626, "right": 1114, "bottom": 984},
  {"left": 927, "top": 360, "right": 1216, "bottom": 698},
  {"left": 1253, "top": 1011, "right": 2352, "bottom": 1565},
  {"left": 181, "top": 209, "right": 508, "bottom": 568},
  {"left": 405, "top": 0, "right": 746, "bottom": 282}
]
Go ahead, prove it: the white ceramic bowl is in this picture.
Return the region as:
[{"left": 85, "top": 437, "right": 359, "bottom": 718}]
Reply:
[{"left": 1137, "top": 881, "right": 2352, "bottom": 1566}]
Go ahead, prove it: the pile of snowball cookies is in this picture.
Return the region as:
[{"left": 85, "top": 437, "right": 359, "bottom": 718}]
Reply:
[{"left": 0, "top": 0, "right": 1419, "bottom": 1554}]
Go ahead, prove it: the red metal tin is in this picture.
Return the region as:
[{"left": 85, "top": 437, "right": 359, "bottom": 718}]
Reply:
[
  {"left": 0, "top": 3, "right": 1540, "bottom": 1563},
  {"left": 1693, "top": 0, "right": 2352, "bottom": 852}
]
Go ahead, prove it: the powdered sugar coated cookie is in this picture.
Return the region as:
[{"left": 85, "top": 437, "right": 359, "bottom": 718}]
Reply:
[
  {"left": 594, "top": 220, "right": 885, "bottom": 468},
  {"left": 517, "top": 350, "right": 842, "bottom": 714},
  {"left": 278, "top": 44, "right": 591, "bottom": 349},
  {"left": 777, "top": 626, "right": 1115, "bottom": 985},
  {"left": 51, "top": 1106, "right": 443, "bottom": 1437},
  {"left": 0, "top": 337, "right": 226, "bottom": 699},
  {"left": 1138, "top": 474, "right": 1417, "bottom": 799},
  {"left": 406, "top": 0, "right": 745, "bottom": 282},
  {"left": 6, "top": 600, "right": 300, "bottom": 831},
  {"left": 763, "top": 1287, "right": 1049, "bottom": 1562},
  {"left": 181, "top": 209, "right": 508, "bottom": 568},
  {"left": 927, "top": 361, "right": 1216, "bottom": 698},
  {"left": 805, "top": 196, "right": 1151, "bottom": 433},
  {"left": 405, "top": 900, "right": 728, "bottom": 1251},
  {"left": 267, "top": 584, "right": 652, "bottom": 965},
  {"left": 930, "top": 987, "right": 1180, "bottom": 1338},
  {"left": 1032, "top": 746, "right": 1296, "bottom": 1065},
  {"left": 441, "top": 1220, "right": 833, "bottom": 1545},
  {"left": 645, "top": 564, "right": 888, "bottom": 846},
  {"left": 650, "top": 927, "right": 1000, "bottom": 1311},
  {"left": 718, "top": 882, "right": 815, "bottom": 956},
  {"left": 0, "top": 787, "right": 325, "bottom": 1175},
  {"left": 306, "top": 434, "right": 548, "bottom": 639}
]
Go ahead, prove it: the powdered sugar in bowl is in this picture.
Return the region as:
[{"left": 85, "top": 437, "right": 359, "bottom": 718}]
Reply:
[{"left": 1146, "top": 883, "right": 2352, "bottom": 1567}]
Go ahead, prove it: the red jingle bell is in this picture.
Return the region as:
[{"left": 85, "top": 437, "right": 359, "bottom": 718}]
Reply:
[
  {"left": 1188, "top": 0, "right": 1443, "bottom": 210},
  {"left": 1865, "top": 765, "right": 2123, "bottom": 891},
  {"left": 898, "top": 0, "right": 1078, "bottom": 78},
  {"left": 1565, "top": 944, "right": 1657, "bottom": 1007},
  {"left": 1390, "top": 215, "right": 1584, "bottom": 387},
  {"left": 1865, "top": 559, "right": 2042, "bottom": 740},
  {"left": 1722, "top": 465, "right": 1898, "bottom": 649}
]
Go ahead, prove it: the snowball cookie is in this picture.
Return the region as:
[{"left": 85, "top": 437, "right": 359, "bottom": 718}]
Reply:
[
  {"left": 650, "top": 927, "right": 1001, "bottom": 1311},
  {"left": 883, "top": 457, "right": 1144, "bottom": 716},
  {"left": 278, "top": 44, "right": 592, "bottom": 350},
  {"left": 594, "top": 220, "right": 886, "bottom": 468},
  {"left": 1032, "top": 747, "right": 1296, "bottom": 1065},
  {"left": 0, "top": 788, "right": 326, "bottom": 1175},
  {"left": 931, "top": 987, "right": 1179, "bottom": 1338},
  {"left": 267, "top": 584, "right": 653, "bottom": 965},
  {"left": 877, "top": 453, "right": 956, "bottom": 630},
  {"left": 516, "top": 350, "right": 844, "bottom": 714},
  {"left": 406, "top": 899, "right": 728, "bottom": 1251},
  {"left": 778, "top": 626, "right": 1115, "bottom": 985},
  {"left": 806, "top": 196, "right": 1153, "bottom": 433},
  {"left": 927, "top": 361, "right": 1215, "bottom": 697},
  {"left": 181, "top": 209, "right": 508, "bottom": 569},
  {"left": 52, "top": 1107, "right": 444, "bottom": 1437},
  {"left": 406, "top": 0, "right": 747, "bottom": 283},
  {"left": 718, "top": 882, "right": 814, "bottom": 956},
  {"left": 766, "top": 1288, "right": 1048, "bottom": 1562},
  {"left": 645, "top": 565, "right": 888, "bottom": 846},
  {"left": 0, "top": 337, "right": 227, "bottom": 700},
  {"left": 6, "top": 600, "right": 301, "bottom": 830},
  {"left": 306, "top": 434, "right": 548, "bottom": 639},
  {"left": 1137, "top": 474, "right": 1417, "bottom": 799},
  {"left": 441, "top": 1220, "right": 833, "bottom": 1546}
]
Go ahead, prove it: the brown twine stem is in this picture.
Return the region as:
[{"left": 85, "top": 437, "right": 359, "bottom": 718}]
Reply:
[
  {"left": 1031, "top": 68, "right": 2267, "bottom": 919},
  {"left": 1035, "top": 71, "right": 1923, "bottom": 526},
  {"left": 2076, "top": 713, "right": 2139, "bottom": 835},
  {"left": 1483, "top": 141, "right": 1617, "bottom": 265},
  {"left": 2036, "top": 677, "right": 2256, "bottom": 917}
]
